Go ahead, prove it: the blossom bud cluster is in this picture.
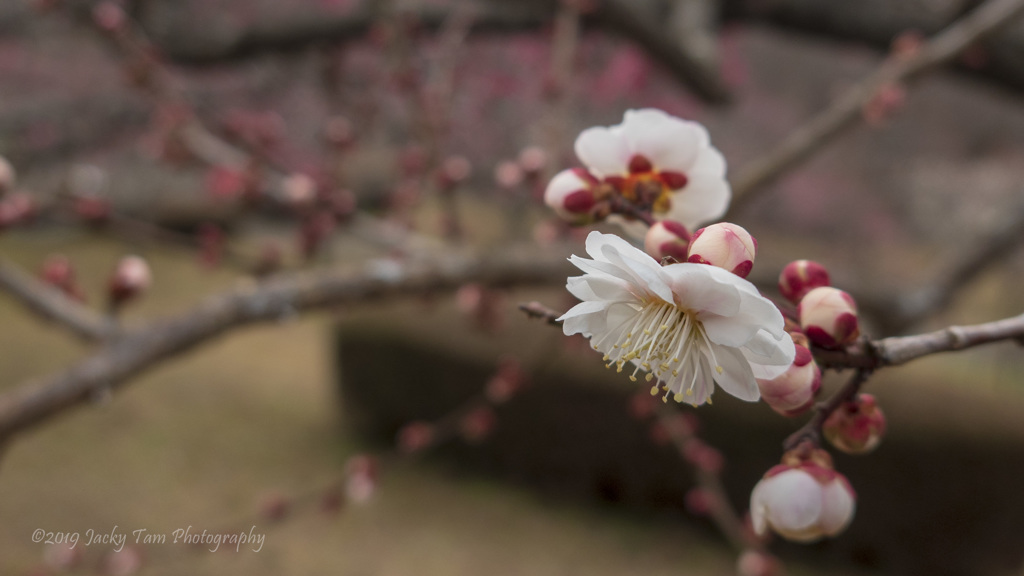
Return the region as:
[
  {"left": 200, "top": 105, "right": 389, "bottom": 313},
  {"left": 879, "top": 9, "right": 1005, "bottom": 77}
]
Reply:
[{"left": 779, "top": 260, "right": 860, "bottom": 349}]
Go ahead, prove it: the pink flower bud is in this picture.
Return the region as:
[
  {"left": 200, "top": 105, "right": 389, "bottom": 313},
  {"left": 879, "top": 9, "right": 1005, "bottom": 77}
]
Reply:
[
  {"left": 257, "top": 491, "right": 291, "bottom": 522},
  {"left": 397, "top": 421, "right": 435, "bottom": 454},
  {"left": 823, "top": 394, "right": 887, "bottom": 454},
  {"left": 459, "top": 406, "right": 497, "bottom": 443},
  {"left": 345, "top": 454, "right": 378, "bottom": 504},
  {"left": 437, "top": 155, "right": 472, "bottom": 190},
  {"left": 798, "top": 286, "right": 859, "bottom": 349},
  {"left": 750, "top": 460, "right": 856, "bottom": 543},
  {"left": 736, "top": 550, "right": 783, "bottom": 576},
  {"left": 757, "top": 344, "right": 822, "bottom": 416},
  {"left": 685, "top": 487, "right": 717, "bottom": 516},
  {"left": 778, "top": 260, "right": 830, "bottom": 304},
  {"left": 92, "top": 1, "right": 125, "bottom": 32},
  {"left": 517, "top": 146, "right": 547, "bottom": 175},
  {"left": 108, "top": 255, "right": 151, "bottom": 308},
  {"left": 543, "top": 168, "right": 597, "bottom": 223},
  {"left": 40, "top": 254, "right": 76, "bottom": 293},
  {"left": 0, "top": 193, "right": 36, "bottom": 229},
  {"left": 323, "top": 115, "right": 355, "bottom": 148},
  {"left": 686, "top": 222, "right": 757, "bottom": 278},
  {"left": 0, "top": 155, "right": 14, "bottom": 193},
  {"left": 644, "top": 220, "right": 690, "bottom": 263},
  {"left": 494, "top": 160, "right": 524, "bottom": 190},
  {"left": 282, "top": 173, "right": 318, "bottom": 210}
]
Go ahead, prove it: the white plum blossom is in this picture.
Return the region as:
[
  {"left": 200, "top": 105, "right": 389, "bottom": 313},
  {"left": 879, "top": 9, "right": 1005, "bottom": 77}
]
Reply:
[
  {"left": 559, "top": 231, "right": 795, "bottom": 406},
  {"left": 573, "top": 108, "right": 730, "bottom": 230}
]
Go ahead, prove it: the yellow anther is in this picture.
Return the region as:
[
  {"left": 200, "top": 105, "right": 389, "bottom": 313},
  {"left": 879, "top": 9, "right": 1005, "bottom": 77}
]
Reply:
[
  {"left": 715, "top": 365, "right": 724, "bottom": 375},
  {"left": 661, "top": 395, "right": 668, "bottom": 403},
  {"left": 650, "top": 385, "right": 659, "bottom": 396},
  {"left": 645, "top": 373, "right": 654, "bottom": 382},
  {"left": 629, "top": 375, "right": 637, "bottom": 382},
  {"left": 673, "top": 393, "right": 684, "bottom": 402}
]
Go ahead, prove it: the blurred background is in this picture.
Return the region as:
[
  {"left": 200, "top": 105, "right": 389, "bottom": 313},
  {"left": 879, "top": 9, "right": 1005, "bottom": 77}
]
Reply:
[{"left": 2, "top": 1, "right": 1024, "bottom": 575}]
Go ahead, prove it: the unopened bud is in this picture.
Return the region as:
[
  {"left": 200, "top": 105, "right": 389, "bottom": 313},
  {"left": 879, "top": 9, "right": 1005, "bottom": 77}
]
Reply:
[
  {"left": 644, "top": 220, "right": 690, "bottom": 263},
  {"left": 323, "top": 115, "right": 355, "bottom": 148},
  {"left": 92, "top": 1, "right": 125, "bottom": 32},
  {"left": 258, "top": 491, "right": 290, "bottom": 522},
  {"left": 750, "top": 456, "right": 856, "bottom": 543},
  {"left": 0, "top": 193, "right": 36, "bottom": 229},
  {"left": 108, "top": 255, "right": 151, "bottom": 308},
  {"left": 437, "top": 155, "right": 472, "bottom": 190},
  {"left": 757, "top": 344, "right": 822, "bottom": 416},
  {"left": 736, "top": 550, "right": 783, "bottom": 576},
  {"left": 345, "top": 454, "right": 378, "bottom": 504},
  {"left": 778, "top": 260, "right": 830, "bottom": 304},
  {"left": 459, "top": 406, "right": 497, "bottom": 443},
  {"left": 823, "top": 393, "right": 886, "bottom": 454},
  {"left": 282, "top": 173, "right": 318, "bottom": 210},
  {"left": 687, "top": 222, "right": 756, "bottom": 278},
  {"left": 799, "top": 286, "right": 859, "bottom": 349},
  {"left": 41, "top": 254, "right": 74, "bottom": 289},
  {"left": 397, "top": 421, "right": 435, "bottom": 454},
  {"left": 517, "top": 146, "right": 547, "bottom": 175},
  {"left": 494, "top": 160, "right": 524, "bottom": 190},
  {"left": 544, "top": 168, "right": 597, "bottom": 224}
]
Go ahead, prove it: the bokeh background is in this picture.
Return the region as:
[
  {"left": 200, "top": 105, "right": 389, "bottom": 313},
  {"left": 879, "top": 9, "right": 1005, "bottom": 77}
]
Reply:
[{"left": 2, "top": 1, "right": 1024, "bottom": 575}]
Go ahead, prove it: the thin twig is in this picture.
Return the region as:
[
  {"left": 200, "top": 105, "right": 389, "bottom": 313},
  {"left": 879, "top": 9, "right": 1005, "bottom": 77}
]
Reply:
[
  {"left": 0, "top": 248, "right": 569, "bottom": 441},
  {"left": 521, "top": 303, "right": 1024, "bottom": 371},
  {"left": 726, "top": 0, "right": 1024, "bottom": 213},
  {"left": 0, "top": 258, "right": 115, "bottom": 342},
  {"left": 655, "top": 405, "right": 761, "bottom": 552},
  {"left": 782, "top": 369, "right": 871, "bottom": 452}
]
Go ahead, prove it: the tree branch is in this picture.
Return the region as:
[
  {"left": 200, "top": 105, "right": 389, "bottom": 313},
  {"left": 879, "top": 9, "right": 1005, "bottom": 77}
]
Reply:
[
  {"left": 726, "top": 0, "right": 1024, "bottom": 212},
  {"left": 0, "top": 258, "right": 115, "bottom": 342},
  {"left": 521, "top": 303, "right": 1024, "bottom": 371},
  {"left": 0, "top": 248, "right": 569, "bottom": 441}
]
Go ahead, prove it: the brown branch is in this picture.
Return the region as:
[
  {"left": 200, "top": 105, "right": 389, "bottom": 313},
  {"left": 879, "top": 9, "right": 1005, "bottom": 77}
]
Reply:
[
  {"left": 0, "top": 248, "right": 569, "bottom": 441},
  {"left": 517, "top": 301, "right": 562, "bottom": 326},
  {"left": 782, "top": 368, "right": 870, "bottom": 451},
  {"left": 879, "top": 201, "right": 1024, "bottom": 333},
  {"left": 813, "top": 312, "right": 1024, "bottom": 370},
  {"left": 726, "top": 0, "right": 1024, "bottom": 212},
  {"left": 521, "top": 303, "right": 1024, "bottom": 371},
  {"left": 0, "top": 258, "right": 115, "bottom": 342}
]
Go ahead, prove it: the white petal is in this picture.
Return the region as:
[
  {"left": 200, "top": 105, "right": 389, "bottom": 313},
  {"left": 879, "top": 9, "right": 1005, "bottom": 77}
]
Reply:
[
  {"left": 575, "top": 126, "right": 630, "bottom": 178},
  {"left": 664, "top": 176, "right": 731, "bottom": 230},
  {"left": 763, "top": 470, "right": 823, "bottom": 534},
  {"left": 742, "top": 330, "right": 796, "bottom": 369},
  {"left": 689, "top": 145, "right": 727, "bottom": 179},
  {"left": 707, "top": 344, "right": 760, "bottom": 402},
  {"left": 620, "top": 109, "right": 708, "bottom": 173},
  {"left": 606, "top": 214, "right": 651, "bottom": 240},
  {"left": 661, "top": 263, "right": 741, "bottom": 317},
  {"left": 818, "top": 479, "right": 856, "bottom": 536},
  {"left": 558, "top": 300, "right": 610, "bottom": 337},
  {"left": 567, "top": 274, "right": 633, "bottom": 303},
  {"left": 586, "top": 232, "right": 674, "bottom": 304},
  {"left": 600, "top": 244, "right": 673, "bottom": 304}
]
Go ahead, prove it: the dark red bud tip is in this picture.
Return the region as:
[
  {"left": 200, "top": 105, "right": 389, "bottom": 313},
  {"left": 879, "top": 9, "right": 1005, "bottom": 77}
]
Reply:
[
  {"left": 660, "top": 171, "right": 689, "bottom": 190},
  {"left": 731, "top": 260, "right": 753, "bottom": 278},
  {"left": 563, "top": 190, "right": 595, "bottom": 213},
  {"left": 628, "top": 154, "right": 653, "bottom": 174}
]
